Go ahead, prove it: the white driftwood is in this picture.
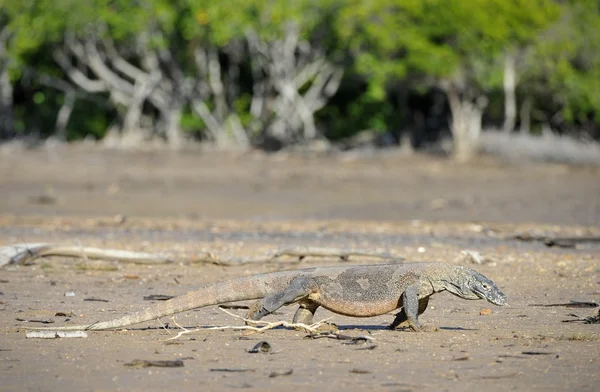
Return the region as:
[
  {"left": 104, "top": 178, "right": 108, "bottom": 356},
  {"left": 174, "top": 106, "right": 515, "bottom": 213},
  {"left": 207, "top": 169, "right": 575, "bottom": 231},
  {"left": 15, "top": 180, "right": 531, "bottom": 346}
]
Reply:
[
  {"left": 164, "top": 307, "right": 333, "bottom": 341},
  {"left": 0, "top": 243, "right": 404, "bottom": 268},
  {"left": 0, "top": 243, "right": 174, "bottom": 267},
  {"left": 26, "top": 331, "right": 88, "bottom": 339}
]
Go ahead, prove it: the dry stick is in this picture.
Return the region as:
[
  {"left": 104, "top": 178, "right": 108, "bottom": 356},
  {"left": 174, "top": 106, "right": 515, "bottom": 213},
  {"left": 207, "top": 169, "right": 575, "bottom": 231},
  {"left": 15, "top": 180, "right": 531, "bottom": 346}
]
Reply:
[
  {"left": 505, "top": 233, "right": 600, "bottom": 248},
  {"left": 0, "top": 243, "right": 404, "bottom": 268},
  {"left": 25, "top": 331, "right": 88, "bottom": 339},
  {"left": 271, "top": 246, "right": 401, "bottom": 261},
  {"left": 162, "top": 307, "right": 332, "bottom": 341},
  {"left": 0, "top": 243, "right": 174, "bottom": 267}
]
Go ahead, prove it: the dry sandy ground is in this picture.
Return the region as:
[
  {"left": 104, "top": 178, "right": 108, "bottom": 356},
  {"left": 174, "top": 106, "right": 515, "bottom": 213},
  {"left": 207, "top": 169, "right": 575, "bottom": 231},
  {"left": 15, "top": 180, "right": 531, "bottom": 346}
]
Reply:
[{"left": 0, "top": 146, "right": 599, "bottom": 391}]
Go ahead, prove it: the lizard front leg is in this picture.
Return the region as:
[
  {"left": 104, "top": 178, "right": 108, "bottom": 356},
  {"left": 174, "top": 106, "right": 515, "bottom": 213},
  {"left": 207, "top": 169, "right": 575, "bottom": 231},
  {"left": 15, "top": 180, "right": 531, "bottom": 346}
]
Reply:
[
  {"left": 392, "top": 287, "right": 438, "bottom": 332},
  {"left": 389, "top": 296, "right": 429, "bottom": 329},
  {"left": 246, "top": 276, "right": 312, "bottom": 321}
]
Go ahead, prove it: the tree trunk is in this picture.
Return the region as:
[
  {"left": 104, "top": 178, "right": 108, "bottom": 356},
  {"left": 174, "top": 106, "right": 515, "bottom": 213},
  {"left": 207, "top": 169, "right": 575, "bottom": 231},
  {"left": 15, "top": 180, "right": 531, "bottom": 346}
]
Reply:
[
  {"left": 55, "top": 91, "right": 75, "bottom": 140},
  {"left": 0, "top": 66, "right": 13, "bottom": 140},
  {"left": 163, "top": 107, "right": 183, "bottom": 148},
  {"left": 245, "top": 24, "right": 342, "bottom": 147},
  {"left": 121, "top": 73, "right": 161, "bottom": 144},
  {"left": 445, "top": 84, "right": 487, "bottom": 162},
  {"left": 225, "top": 114, "right": 250, "bottom": 148},
  {"left": 503, "top": 51, "right": 517, "bottom": 133},
  {"left": 0, "top": 26, "right": 13, "bottom": 140},
  {"left": 519, "top": 96, "right": 532, "bottom": 133}
]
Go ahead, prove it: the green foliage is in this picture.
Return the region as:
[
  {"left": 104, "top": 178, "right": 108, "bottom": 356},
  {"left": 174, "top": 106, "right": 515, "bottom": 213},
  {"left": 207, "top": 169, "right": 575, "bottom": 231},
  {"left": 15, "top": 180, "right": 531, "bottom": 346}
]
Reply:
[
  {"left": 523, "top": 0, "right": 600, "bottom": 126},
  {"left": 179, "top": 0, "right": 330, "bottom": 45},
  {"left": 233, "top": 94, "right": 253, "bottom": 128},
  {"left": 336, "top": 0, "right": 560, "bottom": 86},
  {"left": 66, "top": 99, "right": 114, "bottom": 140},
  {"left": 317, "top": 73, "right": 395, "bottom": 140},
  {"left": 0, "top": 0, "right": 599, "bottom": 143},
  {"left": 180, "top": 109, "right": 206, "bottom": 136}
]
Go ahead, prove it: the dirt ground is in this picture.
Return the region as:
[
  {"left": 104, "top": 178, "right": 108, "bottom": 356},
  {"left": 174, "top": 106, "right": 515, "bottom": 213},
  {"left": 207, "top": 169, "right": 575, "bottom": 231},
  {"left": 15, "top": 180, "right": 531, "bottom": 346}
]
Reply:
[{"left": 0, "top": 146, "right": 599, "bottom": 391}]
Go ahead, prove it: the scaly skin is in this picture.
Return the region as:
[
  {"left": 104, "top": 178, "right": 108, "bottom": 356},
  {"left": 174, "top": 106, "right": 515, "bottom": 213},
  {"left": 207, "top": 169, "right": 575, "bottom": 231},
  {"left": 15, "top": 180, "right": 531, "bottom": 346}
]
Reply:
[{"left": 26, "top": 263, "right": 506, "bottom": 332}]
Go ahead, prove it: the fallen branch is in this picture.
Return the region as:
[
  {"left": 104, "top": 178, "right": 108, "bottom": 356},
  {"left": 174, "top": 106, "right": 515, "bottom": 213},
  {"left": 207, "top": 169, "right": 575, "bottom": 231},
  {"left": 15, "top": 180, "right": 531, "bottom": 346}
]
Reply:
[
  {"left": 163, "top": 307, "right": 332, "bottom": 341},
  {"left": 26, "top": 331, "right": 88, "bottom": 339},
  {"left": 124, "top": 359, "right": 183, "bottom": 368},
  {"left": 562, "top": 309, "right": 600, "bottom": 324},
  {"left": 530, "top": 300, "right": 598, "bottom": 308},
  {"left": 508, "top": 234, "right": 600, "bottom": 248},
  {"left": 456, "top": 249, "right": 497, "bottom": 265},
  {"left": 0, "top": 243, "right": 404, "bottom": 268},
  {"left": 306, "top": 332, "right": 374, "bottom": 343},
  {"left": 0, "top": 243, "right": 174, "bottom": 267},
  {"left": 271, "top": 246, "right": 401, "bottom": 261}
]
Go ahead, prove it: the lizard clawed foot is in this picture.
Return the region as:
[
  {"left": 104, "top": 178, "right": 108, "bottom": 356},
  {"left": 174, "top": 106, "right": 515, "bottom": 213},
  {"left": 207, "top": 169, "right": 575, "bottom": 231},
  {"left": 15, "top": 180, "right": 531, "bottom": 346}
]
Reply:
[
  {"left": 389, "top": 320, "right": 409, "bottom": 330},
  {"left": 244, "top": 301, "right": 265, "bottom": 325},
  {"left": 310, "top": 322, "right": 339, "bottom": 334},
  {"left": 409, "top": 323, "right": 439, "bottom": 332},
  {"left": 390, "top": 321, "right": 439, "bottom": 332}
]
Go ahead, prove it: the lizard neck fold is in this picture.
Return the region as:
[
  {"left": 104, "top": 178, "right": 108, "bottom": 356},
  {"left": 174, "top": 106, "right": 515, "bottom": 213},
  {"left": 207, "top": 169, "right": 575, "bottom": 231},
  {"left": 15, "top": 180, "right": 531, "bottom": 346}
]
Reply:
[{"left": 425, "top": 276, "right": 440, "bottom": 294}]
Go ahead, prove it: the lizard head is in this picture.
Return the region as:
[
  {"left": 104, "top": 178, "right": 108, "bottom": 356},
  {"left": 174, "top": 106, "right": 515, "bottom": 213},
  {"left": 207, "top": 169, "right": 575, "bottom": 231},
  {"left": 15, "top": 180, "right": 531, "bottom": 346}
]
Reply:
[{"left": 442, "top": 266, "right": 507, "bottom": 306}]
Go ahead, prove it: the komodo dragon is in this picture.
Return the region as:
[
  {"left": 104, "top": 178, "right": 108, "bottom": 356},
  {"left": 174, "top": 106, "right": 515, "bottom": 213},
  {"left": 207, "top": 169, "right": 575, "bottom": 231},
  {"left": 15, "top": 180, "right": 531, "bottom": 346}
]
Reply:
[{"left": 27, "top": 263, "right": 506, "bottom": 332}]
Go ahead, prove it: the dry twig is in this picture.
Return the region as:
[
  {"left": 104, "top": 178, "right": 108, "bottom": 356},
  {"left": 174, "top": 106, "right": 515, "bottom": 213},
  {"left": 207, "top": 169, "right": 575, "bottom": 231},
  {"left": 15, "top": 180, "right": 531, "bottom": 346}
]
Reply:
[
  {"left": 163, "top": 307, "right": 332, "bottom": 341},
  {"left": 0, "top": 243, "right": 404, "bottom": 268}
]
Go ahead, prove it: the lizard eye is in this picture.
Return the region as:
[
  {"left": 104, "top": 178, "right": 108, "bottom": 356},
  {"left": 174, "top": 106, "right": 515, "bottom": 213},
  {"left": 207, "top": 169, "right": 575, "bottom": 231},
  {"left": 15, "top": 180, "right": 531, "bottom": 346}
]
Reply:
[{"left": 481, "top": 283, "right": 490, "bottom": 291}]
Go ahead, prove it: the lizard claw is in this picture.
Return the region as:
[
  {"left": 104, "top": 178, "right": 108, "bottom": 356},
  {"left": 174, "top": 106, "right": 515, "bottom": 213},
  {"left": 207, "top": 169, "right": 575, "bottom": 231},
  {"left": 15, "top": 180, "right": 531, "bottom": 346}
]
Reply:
[{"left": 408, "top": 323, "right": 439, "bottom": 332}]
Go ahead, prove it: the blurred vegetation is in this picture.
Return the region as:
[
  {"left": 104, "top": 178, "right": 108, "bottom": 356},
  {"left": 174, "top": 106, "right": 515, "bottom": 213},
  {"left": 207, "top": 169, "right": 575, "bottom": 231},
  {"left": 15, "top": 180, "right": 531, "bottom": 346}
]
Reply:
[{"left": 0, "top": 0, "right": 598, "bottom": 158}]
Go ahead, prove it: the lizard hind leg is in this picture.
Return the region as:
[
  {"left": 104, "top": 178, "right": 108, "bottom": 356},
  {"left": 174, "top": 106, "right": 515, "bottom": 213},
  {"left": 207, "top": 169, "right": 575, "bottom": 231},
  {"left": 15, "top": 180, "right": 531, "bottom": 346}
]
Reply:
[
  {"left": 246, "top": 277, "right": 312, "bottom": 321},
  {"left": 292, "top": 301, "right": 320, "bottom": 324}
]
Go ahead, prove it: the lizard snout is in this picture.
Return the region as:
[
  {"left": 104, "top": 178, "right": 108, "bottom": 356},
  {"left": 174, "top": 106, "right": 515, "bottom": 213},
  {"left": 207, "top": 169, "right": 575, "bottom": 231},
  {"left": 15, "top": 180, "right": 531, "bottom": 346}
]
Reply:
[{"left": 488, "top": 289, "right": 507, "bottom": 306}]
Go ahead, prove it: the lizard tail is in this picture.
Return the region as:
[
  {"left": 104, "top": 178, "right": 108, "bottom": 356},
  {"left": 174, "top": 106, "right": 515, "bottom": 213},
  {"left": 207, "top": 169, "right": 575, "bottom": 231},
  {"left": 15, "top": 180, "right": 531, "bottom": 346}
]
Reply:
[{"left": 26, "top": 270, "right": 300, "bottom": 331}]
